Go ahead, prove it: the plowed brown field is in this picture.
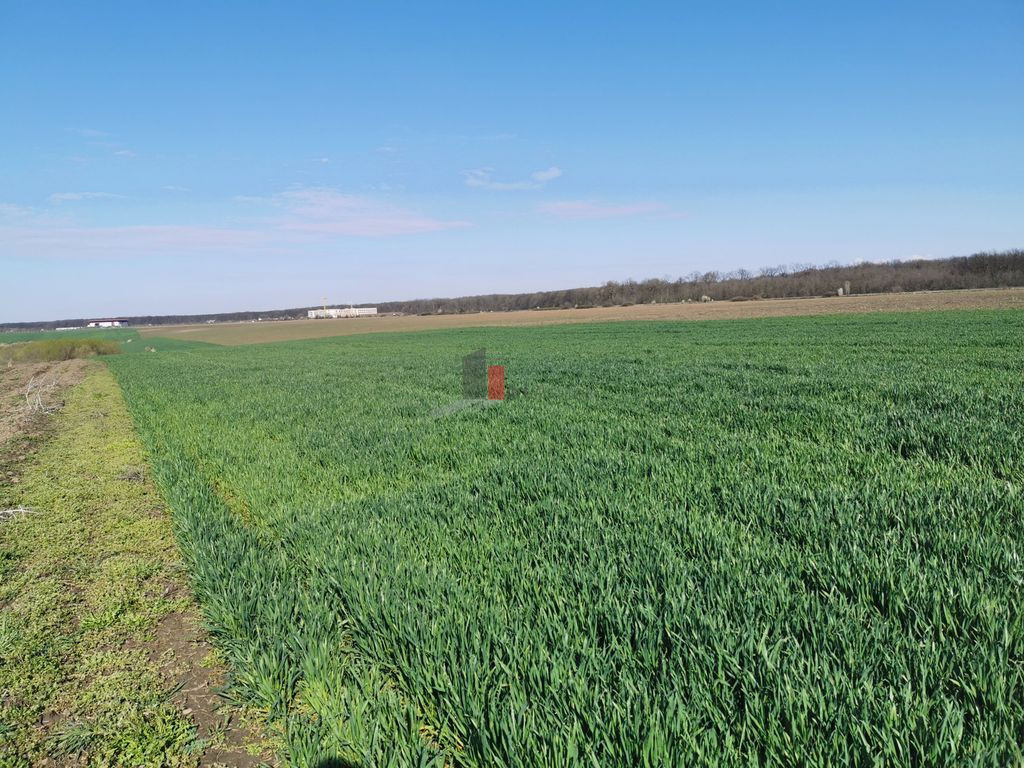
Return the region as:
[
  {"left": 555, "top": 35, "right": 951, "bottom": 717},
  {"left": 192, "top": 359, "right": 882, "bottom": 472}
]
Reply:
[{"left": 141, "top": 287, "right": 1024, "bottom": 346}]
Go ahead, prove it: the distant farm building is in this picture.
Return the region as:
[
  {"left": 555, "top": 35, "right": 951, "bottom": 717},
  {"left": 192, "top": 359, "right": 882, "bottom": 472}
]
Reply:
[
  {"left": 307, "top": 307, "right": 378, "bottom": 319},
  {"left": 87, "top": 319, "right": 124, "bottom": 328}
]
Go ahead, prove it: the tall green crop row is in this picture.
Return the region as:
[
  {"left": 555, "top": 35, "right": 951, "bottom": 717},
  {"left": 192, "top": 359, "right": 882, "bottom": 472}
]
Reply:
[{"left": 107, "top": 311, "right": 1024, "bottom": 766}]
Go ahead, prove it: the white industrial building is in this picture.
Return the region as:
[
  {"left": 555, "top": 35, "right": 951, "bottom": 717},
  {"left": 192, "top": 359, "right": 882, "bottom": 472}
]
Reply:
[
  {"left": 307, "top": 307, "right": 378, "bottom": 319},
  {"left": 87, "top": 319, "right": 124, "bottom": 328}
]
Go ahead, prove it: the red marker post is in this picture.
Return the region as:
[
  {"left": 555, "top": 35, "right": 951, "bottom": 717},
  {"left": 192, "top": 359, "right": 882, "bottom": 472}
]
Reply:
[{"left": 487, "top": 365, "right": 505, "bottom": 400}]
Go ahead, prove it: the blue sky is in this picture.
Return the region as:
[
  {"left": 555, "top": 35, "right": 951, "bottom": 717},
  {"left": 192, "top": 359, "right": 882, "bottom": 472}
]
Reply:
[{"left": 1, "top": 1, "right": 1022, "bottom": 322}]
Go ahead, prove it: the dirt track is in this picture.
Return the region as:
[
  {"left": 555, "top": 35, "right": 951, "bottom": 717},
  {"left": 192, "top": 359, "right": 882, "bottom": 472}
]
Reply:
[
  {"left": 142, "top": 287, "right": 1024, "bottom": 346},
  {"left": 0, "top": 358, "right": 90, "bottom": 453}
]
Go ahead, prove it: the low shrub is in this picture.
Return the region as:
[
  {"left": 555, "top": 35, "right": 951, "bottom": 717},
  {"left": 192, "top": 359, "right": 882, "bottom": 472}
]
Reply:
[{"left": 0, "top": 339, "right": 121, "bottom": 364}]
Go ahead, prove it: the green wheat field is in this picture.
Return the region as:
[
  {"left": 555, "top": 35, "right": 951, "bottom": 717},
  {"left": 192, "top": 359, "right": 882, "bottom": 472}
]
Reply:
[{"left": 104, "top": 310, "right": 1024, "bottom": 766}]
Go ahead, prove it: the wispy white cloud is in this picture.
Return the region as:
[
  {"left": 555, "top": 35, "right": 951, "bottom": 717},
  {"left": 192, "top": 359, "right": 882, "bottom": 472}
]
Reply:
[
  {"left": 162, "top": 185, "right": 191, "bottom": 192},
  {"left": 539, "top": 199, "right": 681, "bottom": 220},
  {"left": 49, "top": 191, "right": 124, "bottom": 203},
  {"left": 463, "top": 166, "right": 563, "bottom": 191},
  {"left": 68, "top": 127, "right": 110, "bottom": 138},
  {"left": 310, "top": 157, "right": 330, "bottom": 164},
  {"left": 1, "top": 186, "right": 469, "bottom": 261},
  {"left": 268, "top": 187, "right": 469, "bottom": 237},
  {"left": 1, "top": 199, "right": 256, "bottom": 257},
  {"left": 0, "top": 203, "right": 36, "bottom": 220},
  {"left": 0, "top": 224, "right": 270, "bottom": 258},
  {"left": 453, "top": 132, "right": 518, "bottom": 142},
  {"left": 0, "top": 202, "right": 70, "bottom": 227},
  {"left": 66, "top": 128, "right": 137, "bottom": 158},
  {"left": 531, "top": 167, "right": 563, "bottom": 183}
]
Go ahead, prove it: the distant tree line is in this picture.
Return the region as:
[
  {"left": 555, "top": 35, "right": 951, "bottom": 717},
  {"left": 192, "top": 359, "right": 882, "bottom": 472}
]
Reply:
[
  {"left": 373, "top": 249, "right": 1024, "bottom": 314},
  {"left": 2, "top": 249, "right": 1021, "bottom": 331}
]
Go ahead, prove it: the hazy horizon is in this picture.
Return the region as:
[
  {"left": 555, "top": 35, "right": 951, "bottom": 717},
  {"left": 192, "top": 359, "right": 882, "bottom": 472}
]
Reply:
[{"left": 3, "top": 249, "right": 1016, "bottom": 325}]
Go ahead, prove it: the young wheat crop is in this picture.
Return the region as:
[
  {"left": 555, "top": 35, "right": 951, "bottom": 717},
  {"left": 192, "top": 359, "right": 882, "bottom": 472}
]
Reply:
[{"left": 108, "top": 310, "right": 1024, "bottom": 767}]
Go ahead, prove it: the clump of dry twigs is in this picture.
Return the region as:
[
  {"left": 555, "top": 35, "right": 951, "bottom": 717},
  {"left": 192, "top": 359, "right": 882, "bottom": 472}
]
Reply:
[
  {"left": 0, "top": 506, "right": 34, "bottom": 523},
  {"left": 24, "top": 376, "right": 60, "bottom": 414}
]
